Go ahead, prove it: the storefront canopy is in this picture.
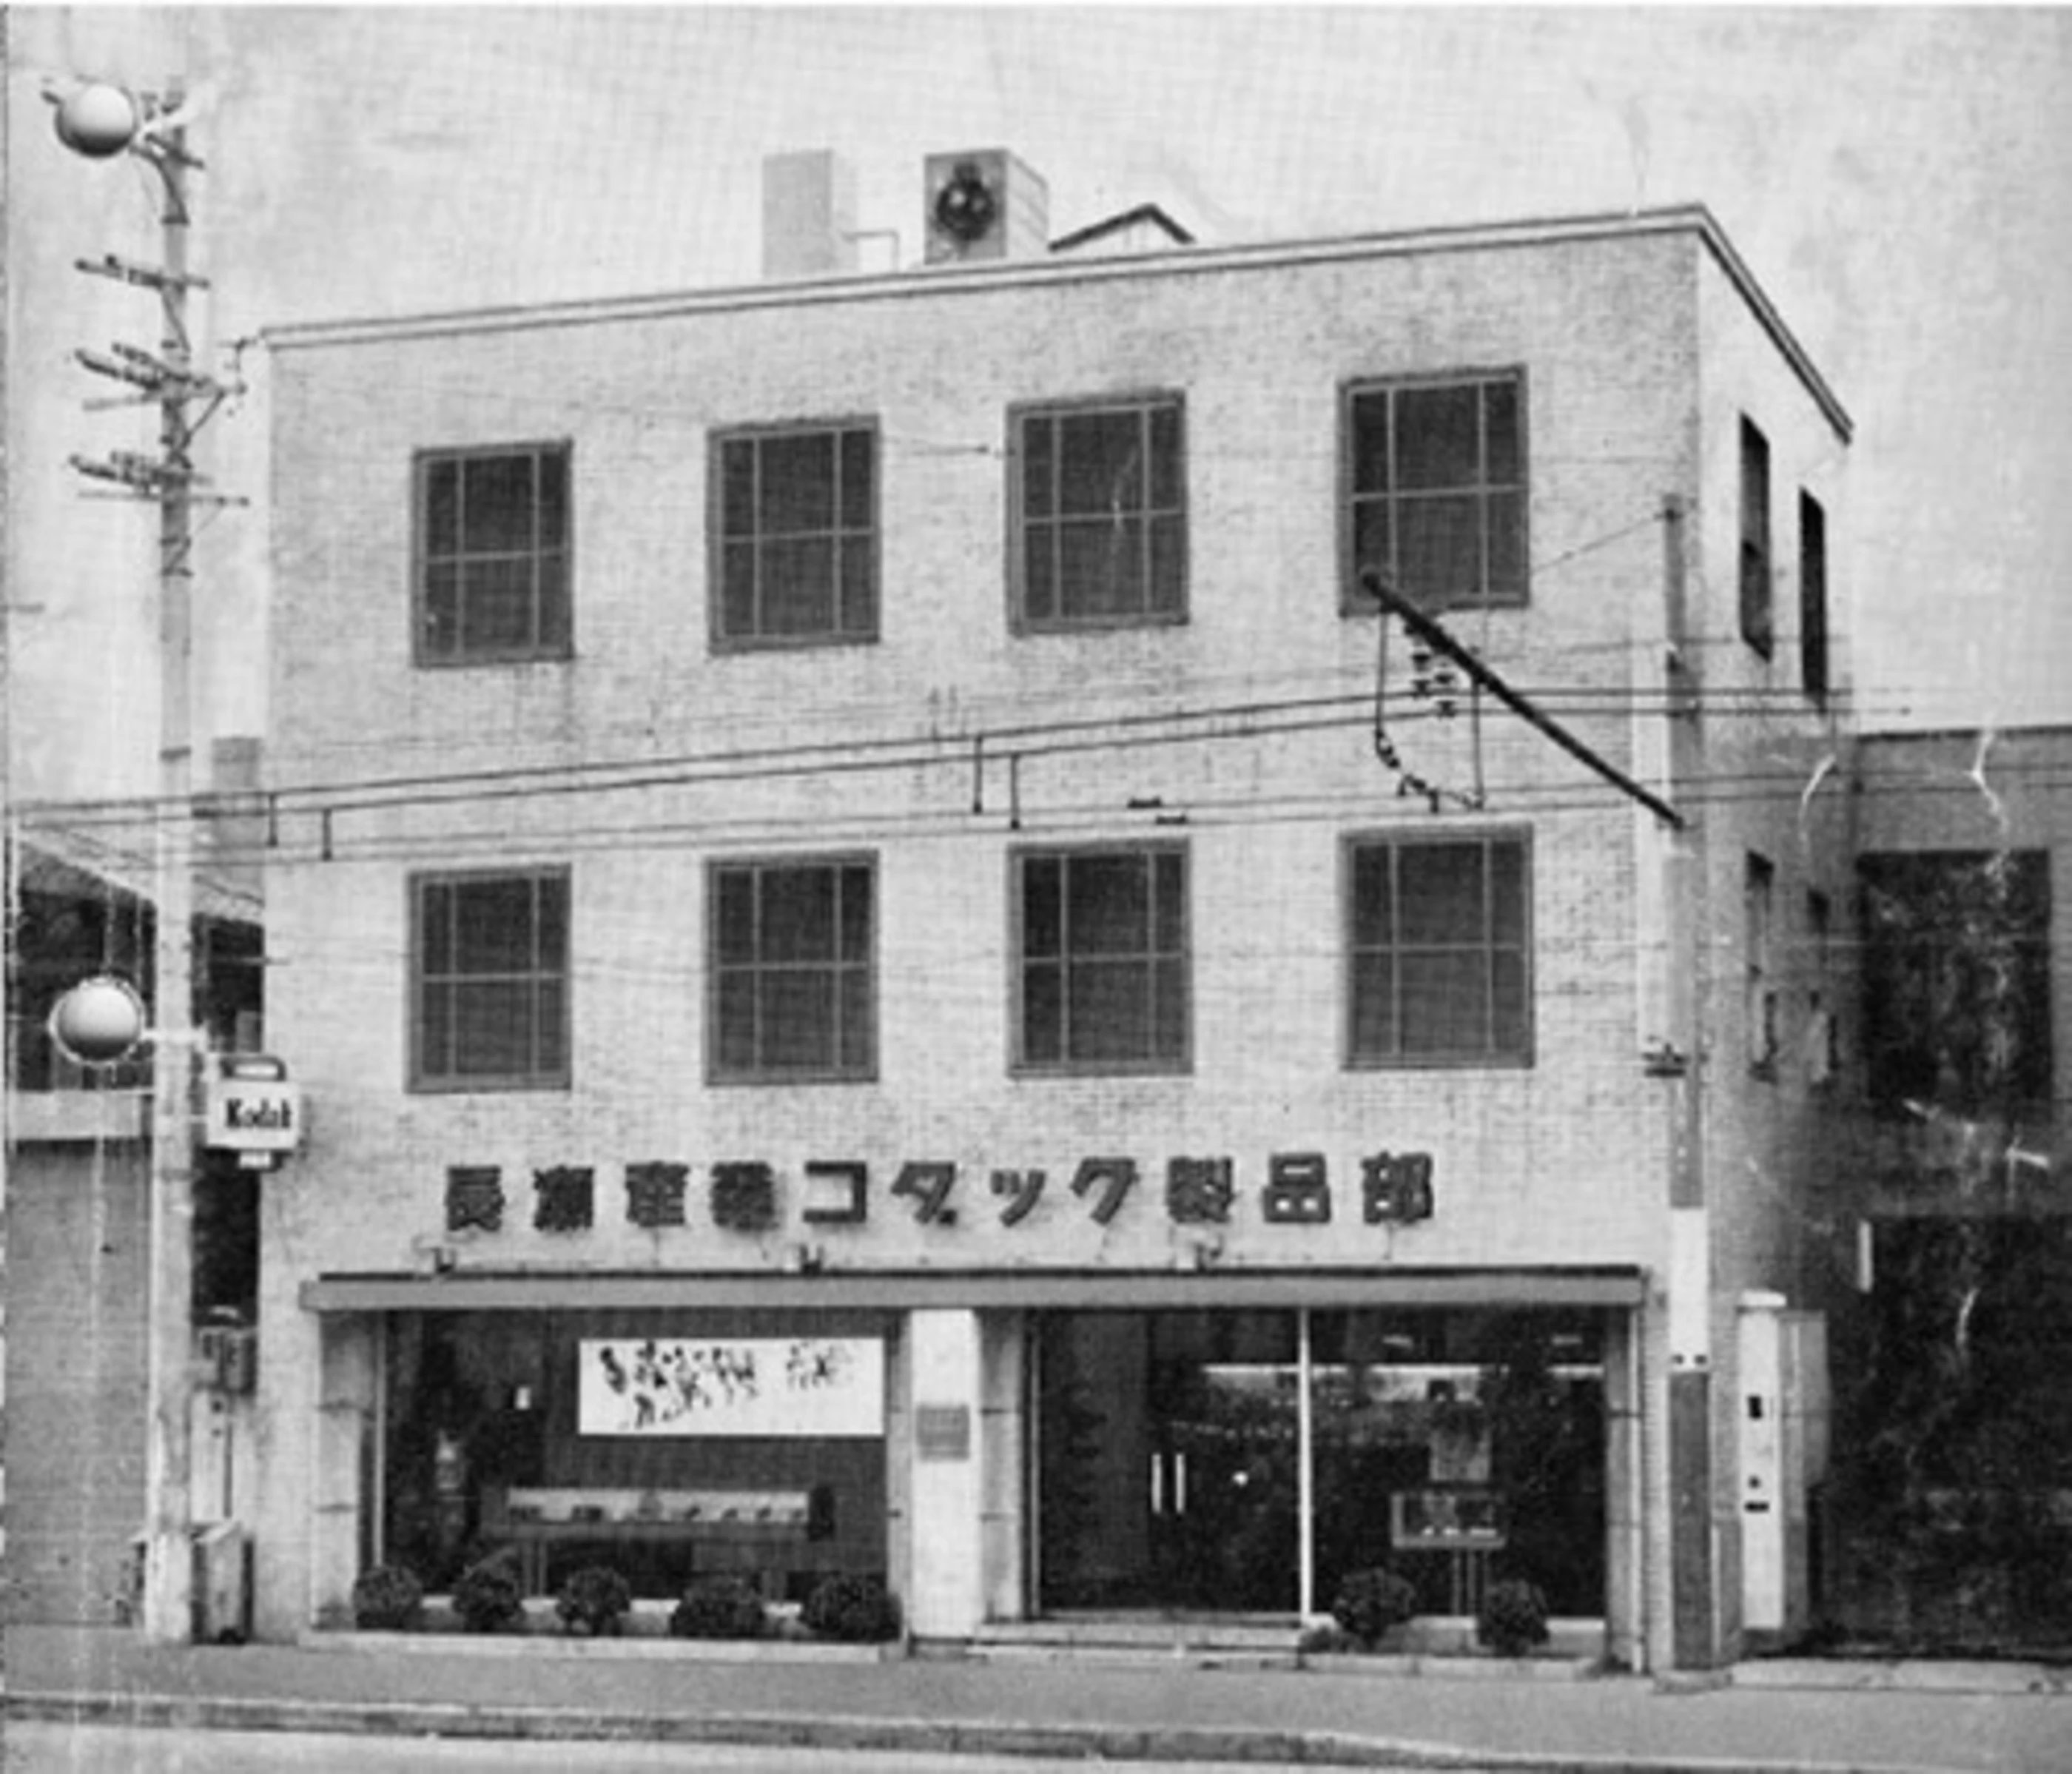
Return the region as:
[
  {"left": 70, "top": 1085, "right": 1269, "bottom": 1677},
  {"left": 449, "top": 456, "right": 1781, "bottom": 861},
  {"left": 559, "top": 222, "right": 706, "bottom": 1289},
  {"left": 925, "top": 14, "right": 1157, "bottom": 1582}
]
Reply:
[{"left": 301, "top": 1266, "right": 1646, "bottom": 1314}]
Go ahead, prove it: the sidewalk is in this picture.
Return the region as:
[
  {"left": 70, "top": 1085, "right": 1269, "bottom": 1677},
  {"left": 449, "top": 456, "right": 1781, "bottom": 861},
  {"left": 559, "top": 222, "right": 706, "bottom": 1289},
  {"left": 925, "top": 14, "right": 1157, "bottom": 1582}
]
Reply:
[{"left": 5, "top": 1625, "right": 2067, "bottom": 1773}]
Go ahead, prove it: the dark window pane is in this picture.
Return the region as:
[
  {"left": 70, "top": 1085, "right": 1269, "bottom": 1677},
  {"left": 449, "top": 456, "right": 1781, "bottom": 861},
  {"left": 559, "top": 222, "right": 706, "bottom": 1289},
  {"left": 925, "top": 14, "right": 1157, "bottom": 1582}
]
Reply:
[
  {"left": 536, "top": 553, "right": 571, "bottom": 652},
  {"left": 717, "top": 973, "right": 758, "bottom": 1072},
  {"left": 1492, "top": 952, "right": 1528, "bottom": 1054},
  {"left": 840, "top": 968, "right": 875, "bottom": 1072},
  {"left": 760, "top": 537, "right": 836, "bottom": 635},
  {"left": 535, "top": 980, "right": 566, "bottom": 1075},
  {"left": 1396, "top": 383, "right": 1482, "bottom": 490},
  {"left": 1350, "top": 952, "right": 1396, "bottom": 1058},
  {"left": 1350, "top": 498, "right": 1392, "bottom": 588},
  {"left": 761, "top": 972, "right": 835, "bottom": 1070},
  {"left": 462, "top": 454, "right": 536, "bottom": 553},
  {"left": 839, "top": 540, "right": 877, "bottom": 636},
  {"left": 452, "top": 878, "right": 540, "bottom": 973},
  {"left": 420, "top": 882, "right": 455, "bottom": 974},
  {"left": 1058, "top": 410, "right": 1145, "bottom": 515},
  {"left": 1023, "top": 528, "right": 1057, "bottom": 623},
  {"left": 721, "top": 439, "right": 756, "bottom": 537},
  {"left": 1023, "top": 857, "right": 1062, "bottom": 958},
  {"left": 761, "top": 868, "right": 836, "bottom": 962},
  {"left": 536, "top": 450, "right": 568, "bottom": 548},
  {"left": 721, "top": 542, "right": 758, "bottom": 639},
  {"left": 454, "top": 981, "right": 532, "bottom": 1075},
  {"left": 1489, "top": 842, "right": 1526, "bottom": 947},
  {"left": 1152, "top": 851, "right": 1185, "bottom": 953},
  {"left": 1022, "top": 417, "right": 1055, "bottom": 520},
  {"left": 420, "top": 986, "right": 453, "bottom": 1078},
  {"left": 839, "top": 429, "right": 873, "bottom": 529},
  {"left": 536, "top": 876, "right": 569, "bottom": 972},
  {"left": 423, "top": 460, "right": 461, "bottom": 555},
  {"left": 1402, "top": 953, "right": 1487, "bottom": 1055},
  {"left": 1072, "top": 959, "right": 1151, "bottom": 1059},
  {"left": 1072, "top": 855, "right": 1151, "bottom": 954},
  {"left": 1486, "top": 490, "right": 1526, "bottom": 602},
  {"left": 1397, "top": 844, "right": 1488, "bottom": 947},
  {"left": 758, "top": 431, "right": 836, "bottom": 534},
  {"left": 422, "top": 563, "right": 460, "bottom": 657},
  {"left": 1152, "top": 957, "right": 1188, "bottom": 1059},
  {"left": 1351, "top": 846, "right": 1393, "bottom": 949},
  {"left": 838, "top": 867, "right": 872, "bottom": 960},
  {"left": 715, "top": 870, "right": 756, "bottom": 964},
  {"left": 1149, "top": 404, "right": 1183, "bottom": 510},
  {"left": 1349, "top": 392, "right": 1391, "bottom": 495},
  {"left": 1484, "top": 380, "right": 1521, "bottom": 485},
  {"left": 1396, "top": 494, "right": 1483, "bottom": 607},
  {"left": 465, "top": 557, "right": 538, "bottom": 654},
  {"left": 1022, "top": 962, "right": 1063, "bottom": 1063},
  {"left": 1058, "top": 518, "right": 1143, "bottom": 618},
  {"left": 1148, "top": 515, "right": 1185, "bottom": 616}
]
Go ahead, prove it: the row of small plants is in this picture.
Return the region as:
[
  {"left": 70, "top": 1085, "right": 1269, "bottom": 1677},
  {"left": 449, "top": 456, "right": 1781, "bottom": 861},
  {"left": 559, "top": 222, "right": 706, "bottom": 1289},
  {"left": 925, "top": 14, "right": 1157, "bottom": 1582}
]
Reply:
[
  {"left": 350, "top": 1555, "right": 903, "bottom": 1644},
  {"left": 1299, "top": 1566, "right": 1553, "bottom": 1659}
]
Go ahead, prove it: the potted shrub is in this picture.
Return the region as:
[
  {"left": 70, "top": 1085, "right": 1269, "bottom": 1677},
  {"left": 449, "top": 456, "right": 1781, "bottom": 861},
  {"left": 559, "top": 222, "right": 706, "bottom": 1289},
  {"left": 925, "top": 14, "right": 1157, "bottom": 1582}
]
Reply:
[
  {"left": 1477, "top": 1576, "right": 1551, "bottom": 1658},
  {"left": 451, "top": 1549, "right": 527, "bottom": 1634},
  {"left": 350, "top": 1563, "right": 425, "bottom": 1632},
  {"left": 1329, "top": 1567, "right": 1419, "bottom": 1650},
  {"left": 669, "top": 1574, "right": 769, "bottom": 1641},
  {"left": 801, "top": 1573, "right": 903, "bottom": 1644},
  {"left": 556, "top": 1563, "right": 633, "bottom": 1637}
]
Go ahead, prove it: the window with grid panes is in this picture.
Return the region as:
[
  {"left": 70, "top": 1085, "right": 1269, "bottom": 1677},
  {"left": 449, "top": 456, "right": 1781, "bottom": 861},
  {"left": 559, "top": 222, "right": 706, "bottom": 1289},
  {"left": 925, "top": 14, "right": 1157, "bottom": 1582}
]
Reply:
[
  {"left": 1015, "top": 846, "right": 1188, "bottom": 1072},
  {"left": 710, "top": 859, "right": 875, "bottom": 1081},
  {"left": 1014, "top": 397, "right": 1185, "bottom": 628},
  {"left": 1345, "top": 373, "right": 1525, "bottom": 612},
  {"left": 714, "top": 423, "right": 878, "bottom": 647},
  {"left": 412, "top": 870, "right": 569, "bottom": 1089},
  {"left": 1347, "top": 834, "right": 1530, "bottom": 1065},
  {"left": 416, "top": 444, "right": 571, "bottom": 663}
]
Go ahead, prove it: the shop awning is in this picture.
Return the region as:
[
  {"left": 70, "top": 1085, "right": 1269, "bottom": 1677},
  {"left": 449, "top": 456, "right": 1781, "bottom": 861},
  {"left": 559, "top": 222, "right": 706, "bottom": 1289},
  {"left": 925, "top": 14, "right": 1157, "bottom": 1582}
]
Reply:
[{"left": 300, "top": 1266, "right": 1647, "bottom": 1314}]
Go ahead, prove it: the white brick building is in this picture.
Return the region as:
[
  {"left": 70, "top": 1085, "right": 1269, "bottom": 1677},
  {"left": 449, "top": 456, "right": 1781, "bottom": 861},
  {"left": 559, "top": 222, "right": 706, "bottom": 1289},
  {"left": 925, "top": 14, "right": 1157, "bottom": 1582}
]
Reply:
[{"left": 254, "top": 160, "right": 1853, "bottom": 1669}]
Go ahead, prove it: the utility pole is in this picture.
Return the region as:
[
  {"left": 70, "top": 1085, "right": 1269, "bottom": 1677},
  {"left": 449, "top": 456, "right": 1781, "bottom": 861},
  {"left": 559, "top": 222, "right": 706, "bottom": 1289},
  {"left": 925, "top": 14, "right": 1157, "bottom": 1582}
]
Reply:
[{"left": 54, "top": 76, "right": 241, "bottom": 1644}]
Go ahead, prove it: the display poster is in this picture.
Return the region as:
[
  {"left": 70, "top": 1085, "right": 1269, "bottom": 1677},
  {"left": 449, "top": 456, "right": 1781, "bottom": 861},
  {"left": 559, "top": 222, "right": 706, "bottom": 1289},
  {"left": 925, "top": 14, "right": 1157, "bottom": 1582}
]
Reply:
[{"left": 576, "top": 1337, "right": 884, "bottom": 1437}]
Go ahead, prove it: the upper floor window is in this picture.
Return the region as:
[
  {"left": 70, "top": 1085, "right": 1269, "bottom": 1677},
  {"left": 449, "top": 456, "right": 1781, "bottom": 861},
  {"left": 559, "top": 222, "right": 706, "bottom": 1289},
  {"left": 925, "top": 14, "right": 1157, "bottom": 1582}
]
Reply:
[
  {"left": 1013, "top": 395, "right": 1186, "bottom": 630},
  {"left": 710, "top": 857, "right": 875, "bottom": 1082},
  {"left": 1739, "top": 417, "right": 1773, "bottom": 656},
  {"left": 1346, "top": 833, "right": 1531, "bottom": 1066},
  {"left": 1799, "top": 490, "right": 1829, "bottom": 705},
  {"left": 1345, "top": 372, "right": 1526, "bottom": 613},
  {"left": 1860, "top": 850, "right": 2053, "bottom": 1115},
  {"left": 1746, "top": 852, "right": 1778, "bottom": 1077},
  {"left": 411, "top": 868, "right": 569, "bottom": 1090},
  {"left": 714, "top": 423, "right": 878, "bottom": 648},
  {"left": 1015, "top": 844, "right": 1188, "bottom": 1072},
  {"left": 416, "top": 443, "right": 571, "bottom": 665}
]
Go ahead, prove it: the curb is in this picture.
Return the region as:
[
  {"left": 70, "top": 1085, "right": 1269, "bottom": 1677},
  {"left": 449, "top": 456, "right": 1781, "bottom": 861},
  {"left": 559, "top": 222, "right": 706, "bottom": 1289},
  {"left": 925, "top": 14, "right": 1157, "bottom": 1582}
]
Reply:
[{"left": 2, "top": 1688, "right": 1974, "bottom": 1773}]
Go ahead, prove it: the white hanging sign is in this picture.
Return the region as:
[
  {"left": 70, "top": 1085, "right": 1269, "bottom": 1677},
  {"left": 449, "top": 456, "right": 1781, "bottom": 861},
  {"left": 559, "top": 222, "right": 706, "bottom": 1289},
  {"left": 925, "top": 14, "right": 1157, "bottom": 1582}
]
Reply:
[{"left": 576, "top": 1337, "right": 883, "bottom": 1438}]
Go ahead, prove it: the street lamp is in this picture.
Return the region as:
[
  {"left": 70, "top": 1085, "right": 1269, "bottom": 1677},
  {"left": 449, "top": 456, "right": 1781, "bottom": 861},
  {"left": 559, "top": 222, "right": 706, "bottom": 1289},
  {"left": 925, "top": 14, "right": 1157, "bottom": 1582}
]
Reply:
[{"left": 49, "top": 73, "right": 228, "bottom": 1646}]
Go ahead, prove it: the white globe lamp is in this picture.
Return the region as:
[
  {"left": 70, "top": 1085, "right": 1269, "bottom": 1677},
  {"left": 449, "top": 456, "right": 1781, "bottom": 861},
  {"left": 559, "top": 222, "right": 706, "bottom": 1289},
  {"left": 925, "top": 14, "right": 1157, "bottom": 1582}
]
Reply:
[
  {"left": 49, "top": 975, "right": 148, "bottom": 1066},
  {"left": 54, "top": 82, "right": 140, "bottom": 159}
]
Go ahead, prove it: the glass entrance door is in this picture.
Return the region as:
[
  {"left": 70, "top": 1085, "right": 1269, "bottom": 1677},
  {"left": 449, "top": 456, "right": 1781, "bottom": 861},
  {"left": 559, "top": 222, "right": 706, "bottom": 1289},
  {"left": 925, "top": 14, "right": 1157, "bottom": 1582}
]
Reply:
[{"left": 1037, "top": 1310, "right": 1299, "bottom": 1613}]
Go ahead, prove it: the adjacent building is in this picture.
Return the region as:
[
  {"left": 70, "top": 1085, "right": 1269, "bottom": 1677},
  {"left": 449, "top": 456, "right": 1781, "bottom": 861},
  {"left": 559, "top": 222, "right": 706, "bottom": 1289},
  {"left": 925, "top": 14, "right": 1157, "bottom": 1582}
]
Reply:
[{"left": 252, "top": 155, "right": 1855, "bottom": 1670}]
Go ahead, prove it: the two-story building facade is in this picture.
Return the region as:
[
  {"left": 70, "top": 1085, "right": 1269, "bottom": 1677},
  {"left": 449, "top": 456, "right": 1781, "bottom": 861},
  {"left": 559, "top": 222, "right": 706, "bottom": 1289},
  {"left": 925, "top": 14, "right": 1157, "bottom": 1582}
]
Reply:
[{"left": 254, "top": 159, "right": 1851, "bottom": 1670}]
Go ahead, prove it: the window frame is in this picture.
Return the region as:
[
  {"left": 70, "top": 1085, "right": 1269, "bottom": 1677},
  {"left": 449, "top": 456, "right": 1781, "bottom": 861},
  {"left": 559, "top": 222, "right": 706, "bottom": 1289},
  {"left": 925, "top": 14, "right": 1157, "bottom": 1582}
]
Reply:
[
  {"left": 1342, "top": 828, "right": 1536, "bottom": 1071},
  {"left": 706, "top": 853, "right": 878, "bottom": 1086},
  {"left": 1010, "top": 841, "right": 1192, "bottom": 1076},
  {"left": 1739, "top": 417, "right": 1774, "bottom": 658},
  {"left": 412, "top": 441, "right": 574, "bottom": 667},
  {"left": 408, "top": 866, "right": 572, "bottom": 1093},
  {"left": 1799, "top": 488, "right": 1829, "bottom": 706},
  {"left": 1008, "top": 392, "right": 1190, "bottom": 634},
  {"left": 1341, "top": 368, "right": 1530, "bottom": 616},
  {"left": 709, "top": 417, "right": 881, "bottom": 652}
]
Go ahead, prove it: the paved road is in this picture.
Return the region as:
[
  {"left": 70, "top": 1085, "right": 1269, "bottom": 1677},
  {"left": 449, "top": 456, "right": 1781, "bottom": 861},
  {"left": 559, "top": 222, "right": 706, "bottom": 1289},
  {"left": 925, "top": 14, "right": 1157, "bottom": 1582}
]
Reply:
[{"left": 6, "top": 1721, "right": 1425, "bottom": 1773}]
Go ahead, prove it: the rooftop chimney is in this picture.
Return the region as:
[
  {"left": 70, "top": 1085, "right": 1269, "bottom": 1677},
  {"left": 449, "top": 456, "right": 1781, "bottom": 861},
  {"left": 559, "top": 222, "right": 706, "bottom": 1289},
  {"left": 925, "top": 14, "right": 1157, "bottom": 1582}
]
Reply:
[
  {"left": 763, "top": 149, "right": 859, "bottom": 279},
  {"left": 923, "top": 149, "right": 1049, "bottom": 264}
]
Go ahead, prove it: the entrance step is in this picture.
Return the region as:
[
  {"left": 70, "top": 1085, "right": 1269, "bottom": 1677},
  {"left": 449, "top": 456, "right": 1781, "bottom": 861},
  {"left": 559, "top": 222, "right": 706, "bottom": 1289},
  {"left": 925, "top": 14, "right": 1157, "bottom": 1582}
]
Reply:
[{"left": 969, "top": 1618, "right": 1302, "bottom": 1670}]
